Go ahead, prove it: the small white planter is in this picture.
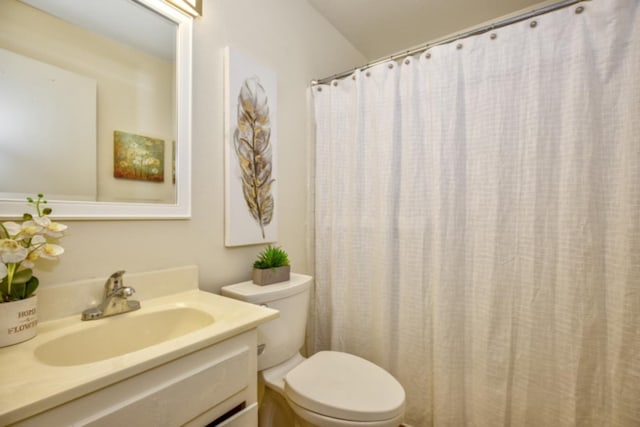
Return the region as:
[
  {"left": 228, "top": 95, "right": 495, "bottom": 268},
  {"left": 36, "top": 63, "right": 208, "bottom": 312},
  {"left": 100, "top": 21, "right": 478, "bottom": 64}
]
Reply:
[
  {"left": 0, "top": 295, "right": 38, "bottom": 347},
  {"left": 252, "top": 266, "right": 291, "bottom": 286}
]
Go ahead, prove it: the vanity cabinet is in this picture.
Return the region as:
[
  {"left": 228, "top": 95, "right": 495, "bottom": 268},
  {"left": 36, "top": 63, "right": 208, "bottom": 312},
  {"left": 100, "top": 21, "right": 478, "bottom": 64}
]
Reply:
[{"left": 12, "top": 330, "right": 259, "bottom": 426}]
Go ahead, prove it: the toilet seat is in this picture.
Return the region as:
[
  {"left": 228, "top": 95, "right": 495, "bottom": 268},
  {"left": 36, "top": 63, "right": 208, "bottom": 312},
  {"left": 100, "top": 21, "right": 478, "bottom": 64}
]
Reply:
[{"left": 283, "top": 351, "right": 405, "bottom": 422}]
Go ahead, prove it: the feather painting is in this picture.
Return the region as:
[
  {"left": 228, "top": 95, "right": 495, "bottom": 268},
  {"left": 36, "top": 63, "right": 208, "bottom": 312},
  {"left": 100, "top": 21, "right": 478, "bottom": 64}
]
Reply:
[
  {"left": 233, "top": 76, "right": 274, "bottom": 238},
  {"left": 224, "top": 46, "right": 278, "bottom": 246}
]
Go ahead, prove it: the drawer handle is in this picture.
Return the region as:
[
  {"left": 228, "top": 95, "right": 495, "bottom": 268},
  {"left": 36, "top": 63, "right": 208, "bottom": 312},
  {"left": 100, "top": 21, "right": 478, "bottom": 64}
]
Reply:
[{"left": 206, "top": 401, "right": 246, "bottom": 426}]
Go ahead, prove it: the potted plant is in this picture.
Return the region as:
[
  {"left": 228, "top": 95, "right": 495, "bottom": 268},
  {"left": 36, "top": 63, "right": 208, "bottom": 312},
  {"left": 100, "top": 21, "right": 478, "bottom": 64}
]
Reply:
[
  {"left": 0, "top": 194, "right": 67, "bottom": 347},
  {"left": 252, "top": 245, "right": 290, "bottom": 285}
]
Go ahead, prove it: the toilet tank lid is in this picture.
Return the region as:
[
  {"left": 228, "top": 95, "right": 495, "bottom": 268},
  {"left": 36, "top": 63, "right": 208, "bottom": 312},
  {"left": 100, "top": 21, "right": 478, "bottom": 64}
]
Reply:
[{"left": 221, "top": 273, "right": 312, "bottom": 304}]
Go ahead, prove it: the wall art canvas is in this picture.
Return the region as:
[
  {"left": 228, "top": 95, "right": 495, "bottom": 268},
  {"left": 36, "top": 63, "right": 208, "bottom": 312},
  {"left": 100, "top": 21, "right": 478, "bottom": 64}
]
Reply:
[
  {"left": 113, "top": 130, "right": 165, "bottom": 182},
  {"left": 224, "top": 46, "right": 278, "bottom": 246}
]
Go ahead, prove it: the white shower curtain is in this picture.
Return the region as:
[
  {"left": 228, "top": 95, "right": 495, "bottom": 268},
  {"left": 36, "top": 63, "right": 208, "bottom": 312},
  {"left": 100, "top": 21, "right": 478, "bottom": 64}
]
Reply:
[{"left": 310, "top": 1, "right": 639, "bottom": 426}]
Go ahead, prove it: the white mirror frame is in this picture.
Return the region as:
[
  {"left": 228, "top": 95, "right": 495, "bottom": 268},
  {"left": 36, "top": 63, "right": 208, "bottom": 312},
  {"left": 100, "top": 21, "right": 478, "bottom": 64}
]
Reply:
[{"left": 0, "top": 0, "right": 192, "bottom": 220}]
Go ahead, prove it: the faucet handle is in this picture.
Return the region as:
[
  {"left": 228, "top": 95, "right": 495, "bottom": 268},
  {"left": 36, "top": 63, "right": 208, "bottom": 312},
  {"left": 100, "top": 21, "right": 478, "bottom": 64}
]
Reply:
[
  {"left": 110, "top": 270, "right": 126, "bottom": 279},
  {"left": 104, "top": 270, "right": 126, "bottom": 294}
]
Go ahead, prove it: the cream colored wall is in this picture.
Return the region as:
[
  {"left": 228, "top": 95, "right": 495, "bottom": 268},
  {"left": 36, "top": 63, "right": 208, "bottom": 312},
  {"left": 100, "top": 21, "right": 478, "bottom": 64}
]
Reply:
[{"left": 28, "top": 0, "right": 366, "bottom": 293}]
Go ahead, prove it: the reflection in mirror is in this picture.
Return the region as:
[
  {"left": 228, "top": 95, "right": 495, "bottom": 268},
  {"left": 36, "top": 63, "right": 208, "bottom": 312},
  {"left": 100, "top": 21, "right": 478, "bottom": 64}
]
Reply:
[{"left": 0, "top": 0, "right": 192, "bottom": 218}]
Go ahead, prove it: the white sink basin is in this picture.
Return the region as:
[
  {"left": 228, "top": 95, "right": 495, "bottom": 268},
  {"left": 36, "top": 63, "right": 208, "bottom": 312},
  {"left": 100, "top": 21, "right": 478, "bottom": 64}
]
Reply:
[{"left": 34, "top": 307, "right": 214, "bottom": 366}]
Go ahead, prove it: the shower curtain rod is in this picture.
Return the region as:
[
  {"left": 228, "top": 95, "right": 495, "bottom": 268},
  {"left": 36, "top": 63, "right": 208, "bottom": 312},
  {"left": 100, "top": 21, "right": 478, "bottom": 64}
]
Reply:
[{"left": 311, "top": 0, "right": 589, "bottom": 85}]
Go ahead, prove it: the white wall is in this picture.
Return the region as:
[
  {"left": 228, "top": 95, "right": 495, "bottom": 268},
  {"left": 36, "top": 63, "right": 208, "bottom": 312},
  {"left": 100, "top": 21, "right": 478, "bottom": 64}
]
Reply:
[{"left": 27, "top": 0, "right": 365, "bottom": 294}]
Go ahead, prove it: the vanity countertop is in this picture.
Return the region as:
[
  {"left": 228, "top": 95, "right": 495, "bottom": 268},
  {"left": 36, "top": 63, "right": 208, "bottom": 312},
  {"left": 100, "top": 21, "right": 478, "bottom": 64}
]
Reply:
[{"left": 0, "top": 266, "right": 277, "bottom": 425}]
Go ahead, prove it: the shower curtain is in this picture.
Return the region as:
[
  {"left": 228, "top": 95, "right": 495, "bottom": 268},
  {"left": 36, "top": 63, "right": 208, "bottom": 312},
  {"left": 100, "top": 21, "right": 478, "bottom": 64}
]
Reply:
[{"left": 310, "top": 1, "right": 639, "bottom": 426}]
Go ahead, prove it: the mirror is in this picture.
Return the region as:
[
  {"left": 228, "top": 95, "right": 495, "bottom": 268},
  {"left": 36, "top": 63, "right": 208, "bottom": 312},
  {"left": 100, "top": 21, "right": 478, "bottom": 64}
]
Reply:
[{"left": 0, "top": 0, "right": 192, "bottom": 218}]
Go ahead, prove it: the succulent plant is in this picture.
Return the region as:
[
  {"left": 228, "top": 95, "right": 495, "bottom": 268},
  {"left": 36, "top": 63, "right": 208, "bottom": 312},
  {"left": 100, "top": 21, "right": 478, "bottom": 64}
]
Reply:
[{"left": 253, "top": 245, "right": 290, "bottom": 269}]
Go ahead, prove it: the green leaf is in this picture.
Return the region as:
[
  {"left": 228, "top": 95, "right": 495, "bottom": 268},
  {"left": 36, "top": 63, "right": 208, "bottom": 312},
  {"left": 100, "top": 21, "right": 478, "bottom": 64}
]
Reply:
[
  {"left": 11, "top": 269, "right": 33, "bottom": 285},
  {"left": 3, "top": 269, "right": 33, "bottom": 301},
  {"left": 24, "top": 276, "right": 39, "bottom": 299},
  {"left": 0, "top": 277, "right": 8, "bottom": 300},
  {"left": 9, "top": 281, "right": 25, "bottom": 300},
  {"left": 2, "top": 271, "right": 38, "bottom": 300}
]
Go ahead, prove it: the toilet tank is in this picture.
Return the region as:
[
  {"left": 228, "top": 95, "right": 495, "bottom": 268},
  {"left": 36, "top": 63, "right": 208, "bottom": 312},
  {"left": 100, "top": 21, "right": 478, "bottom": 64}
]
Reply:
[{"left": 221, "top": 274, "right": 312, "bottom": 371}]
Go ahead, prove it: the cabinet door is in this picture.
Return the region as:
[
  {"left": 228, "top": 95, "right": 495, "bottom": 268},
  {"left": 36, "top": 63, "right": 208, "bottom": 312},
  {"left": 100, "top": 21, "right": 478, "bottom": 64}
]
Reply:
[{"left": 15, "top": 330, "right": 258, "bottom": 427}]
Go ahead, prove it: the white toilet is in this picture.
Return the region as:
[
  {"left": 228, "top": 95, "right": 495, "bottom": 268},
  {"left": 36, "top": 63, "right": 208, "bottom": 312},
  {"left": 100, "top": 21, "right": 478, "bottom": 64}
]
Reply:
[{"left": 221, "top": 274, "right": 405, "bottom": 427}]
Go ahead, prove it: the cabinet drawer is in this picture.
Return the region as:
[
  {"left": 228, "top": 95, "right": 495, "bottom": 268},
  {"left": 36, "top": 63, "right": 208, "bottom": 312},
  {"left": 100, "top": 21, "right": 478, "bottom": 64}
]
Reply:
[{"left": 217, "top": 403, "right": 257, "bottom": 427}]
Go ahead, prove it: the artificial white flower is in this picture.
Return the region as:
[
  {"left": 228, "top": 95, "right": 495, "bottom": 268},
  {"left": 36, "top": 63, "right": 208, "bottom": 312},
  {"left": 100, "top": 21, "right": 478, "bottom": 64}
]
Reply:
[
  {"left": 32, "top": 216, "right": 67, "bottom": 238},
  {"left": 1, "top": 222, "right": 22, "bottom": 238},
  {"left": 25, "top": 235, "right": 64, "bottom": 265},
  {"left": 8, "top": 220, "right": 43, "bottom": 240},
  {"left": 0, "top": 194, "right": 67, "bottom": 301},
  {"left": 0, "top": 239, "right": 28, "bottom": 264}
]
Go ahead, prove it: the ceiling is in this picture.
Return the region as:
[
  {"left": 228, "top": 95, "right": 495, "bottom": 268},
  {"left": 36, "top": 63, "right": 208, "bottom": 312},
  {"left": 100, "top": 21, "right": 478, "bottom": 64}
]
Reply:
[{"left": 306, "top": 0, "right": 549, "bottom": 60}]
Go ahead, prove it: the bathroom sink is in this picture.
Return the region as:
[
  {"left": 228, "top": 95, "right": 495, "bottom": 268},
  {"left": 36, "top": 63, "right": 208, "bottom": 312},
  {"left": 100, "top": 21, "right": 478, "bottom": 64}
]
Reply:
[
  {"left": 34, "top": 307, "right": 214, "bottom": 366},
  {"left": 0, "top": 267, "right": 280, "bottom": 426}
]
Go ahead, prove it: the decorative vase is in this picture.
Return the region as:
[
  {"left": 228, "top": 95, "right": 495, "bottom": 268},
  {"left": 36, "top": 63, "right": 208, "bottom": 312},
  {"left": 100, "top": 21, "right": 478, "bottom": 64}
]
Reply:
[
  {"left": 0, "top": 295, "right": 38, "bottom": 347},
  {"left": 252, "top": 266, "right": 291, "bottom": 286}
]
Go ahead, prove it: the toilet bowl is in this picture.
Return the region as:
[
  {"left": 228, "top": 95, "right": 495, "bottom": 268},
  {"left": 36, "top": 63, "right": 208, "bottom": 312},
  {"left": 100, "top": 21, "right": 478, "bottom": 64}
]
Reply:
[
  {"left": 222, "top": 274, "right": 406, "bottom": 427},
  {"left": 285, "top": 351, "right": 404, "bottom": 426}
]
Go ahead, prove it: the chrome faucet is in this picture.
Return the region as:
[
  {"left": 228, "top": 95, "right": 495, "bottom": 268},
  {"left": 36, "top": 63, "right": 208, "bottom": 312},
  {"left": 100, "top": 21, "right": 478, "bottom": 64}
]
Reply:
[{"left": 81, "top": 270, "right": 141, "bottom": 321}]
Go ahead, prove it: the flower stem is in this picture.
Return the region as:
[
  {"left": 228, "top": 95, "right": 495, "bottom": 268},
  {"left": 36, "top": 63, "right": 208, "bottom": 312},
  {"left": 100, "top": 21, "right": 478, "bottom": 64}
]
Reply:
[{"left": 6, "top": 263, "right": 16, "bottom": 297}]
